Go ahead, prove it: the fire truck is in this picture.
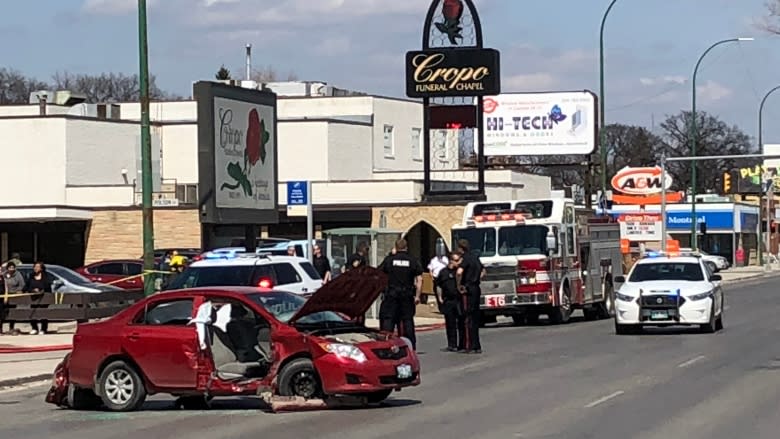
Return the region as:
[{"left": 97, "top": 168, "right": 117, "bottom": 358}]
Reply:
[{"left": 450, "top": 196, "right": 624, "bottom": 325}]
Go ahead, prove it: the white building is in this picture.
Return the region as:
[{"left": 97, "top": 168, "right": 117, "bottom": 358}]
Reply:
[{"left": 0, "top": 83, "right": 550, "bottom": 266}]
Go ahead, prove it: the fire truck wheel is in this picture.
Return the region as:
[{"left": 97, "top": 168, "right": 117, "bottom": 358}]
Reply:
[
  {"left": 548, "top": 286, "right": 572, "bottom": 324},
  {"left": 525, "top": 312, "right": 540, "bottom": 325},
  {"left": 511, "top": 315, "right": 525, "bottom": 326},
  {"left": 598, "top": 282, "right": 616, "bottom": 319}
]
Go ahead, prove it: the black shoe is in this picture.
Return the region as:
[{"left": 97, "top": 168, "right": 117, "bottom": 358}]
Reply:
[
  {"left": 470, "top": 349, "right": 482, "bottom": 354},
  {"left": 457, "top": 349, "right": 469, "bottom": 353}
]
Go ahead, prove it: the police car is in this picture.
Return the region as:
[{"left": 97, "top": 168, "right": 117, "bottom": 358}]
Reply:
[
  {"left": 613, "top": 252, "right": 724, "bottom": 334},
  {"left": 162, "top": 254, "right": 323, "bottom": 295}
]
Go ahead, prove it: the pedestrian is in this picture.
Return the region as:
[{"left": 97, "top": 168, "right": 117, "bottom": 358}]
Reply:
[
  {"left": 435, "top": 252, "right": 462, "bottom": 352},
  {"left": 1, "top": 261, "right": 25, "bottom": 335},
  {"left": 427, "top": 249, "right": 448, "bottom": 306},
  {"left": 346, "top": 242, "right": 369, "bottom": 271},
  {"left": 1, "top": 252, "right": 22, "bottom": 270},
  {"left": 312, "top": 243, "right": 332, "bottom": 284},
  {"left": 378, "top": 238, "right": 423, "bottom": 350},
  {"left": 286, "top": 245, "right": 296, "bottom": 257},
  {"left": 456, "top": 239, "right": 485, "bottom": 354},
  {"left": 25, "top": 261, "right": 53, "bottom": 335}
]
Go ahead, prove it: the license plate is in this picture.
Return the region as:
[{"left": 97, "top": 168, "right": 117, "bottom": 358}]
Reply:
[
  {"left": 485, "top": 295, "right": 506, "bottom": 308},
  {"left": 396, "top": 364, "right": 412, "bottom": 379},
  {"left": 650, "top": 311, "right": 668, "bottom": 320}
]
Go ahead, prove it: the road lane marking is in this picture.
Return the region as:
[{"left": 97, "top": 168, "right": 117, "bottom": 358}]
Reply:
[
  {"left": 584, "top": 390, "right": 624, "bottom": 408},
  {"left": 677, "top": 355, "right": 706, "bottom": 368}
]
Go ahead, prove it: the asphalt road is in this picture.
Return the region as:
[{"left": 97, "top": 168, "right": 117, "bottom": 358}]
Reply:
[{"left": 1, "top": 275, "right": 779, "bottom": 439}]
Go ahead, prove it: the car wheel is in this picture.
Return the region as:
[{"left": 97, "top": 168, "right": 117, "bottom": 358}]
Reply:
[
  {"left": 278, "top": 358, "right": 323, "bottom": 400},
  {"left": 715, "top": 304, "right": 724, "bottom": 331},
  {"left": 97, "top": 361, "right": 147, "bottom": 412},
  {"left": 549, "top": 286, "right": 572, "bottom": 324},
  {"left": 67, "top": 384, "right": 101, "bottom": 410},
  {"left": 361, "top": 389, "right": 393, "bottom": 404},
  {"left": 699, "top": 304, "right": 717, "bottom": 334}
]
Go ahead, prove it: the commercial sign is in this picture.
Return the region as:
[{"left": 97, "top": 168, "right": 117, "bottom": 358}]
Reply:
[
  {"left": 618, "top": 213, "right": 662, "bottom": 242},
  {"left": 482, "top": 91, "right": 597, "bottom": 156},
  {"left": 195, "top": 81, "right": 278, "bottom": 225},
  {"left": 611, "top": 166, "right": 672, "bottom": 195},
  {"left": 213, "top": 97, "right": 276, "bottom": 210},
  {"left": 722, "top": 165, "right": 780, "bottom": 194},
  {"left": 665, "top": 212, "right": 733, "bottom": 230},
  {"left": 405, "top": 49, "right": 501, "bottom": 98}
]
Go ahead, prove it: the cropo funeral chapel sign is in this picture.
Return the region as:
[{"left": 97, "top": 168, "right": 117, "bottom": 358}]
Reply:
[{"left": 407, "top": 0, "right": 500, "bottom": 201}]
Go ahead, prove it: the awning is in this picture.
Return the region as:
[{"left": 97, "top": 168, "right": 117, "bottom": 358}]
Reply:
[{"left": 0, "top": 207, "right": 93, "bottom": 222}]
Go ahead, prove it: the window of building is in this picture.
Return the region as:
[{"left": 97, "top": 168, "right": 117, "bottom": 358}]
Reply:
[
  {"left": 411, "top": 128, "right": 422, "bottom": 161},
  {"left": 383, "top": 125, "right": 394, "bottom": 158},
  {"left": 176, "top": 184, "right": 198, "bottom": 205}
]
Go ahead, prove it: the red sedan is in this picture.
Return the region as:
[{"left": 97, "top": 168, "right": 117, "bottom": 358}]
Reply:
[
  {"left": 45, "top": 267, "right": 420, "bottom": 412},
  {"left": 75, "top": 259, "right": 144, "bottom": 290}
]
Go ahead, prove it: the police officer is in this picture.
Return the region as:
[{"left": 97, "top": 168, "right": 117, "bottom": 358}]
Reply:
[
  {"left": 378, "top": 238, "right": 423, "bottom": 350},
  {"left": 436, "top": 252, "right": 462, "bottom": 352},
  {"left": 456, "top": 239, "right": 485, "bottom": 354}
]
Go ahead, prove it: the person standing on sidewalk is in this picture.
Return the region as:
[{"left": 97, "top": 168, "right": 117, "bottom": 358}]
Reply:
[
  {"left": 25, "top": 262, "right": 53, "bottom": 335},
  {"left": 312, "top": 243, "right": 332, "bottom": 284},
  {"left": 378, "top": 238, "right": 423, "bottom": 350},
  {"left": 1, "top": 262, "right": 25, "bottom": 335},
  {"left": 456, "top": 239, "right": 485, "bottom": 354},
  {"left": 435, "top": 252, "right": 462, "bottom": 352}
]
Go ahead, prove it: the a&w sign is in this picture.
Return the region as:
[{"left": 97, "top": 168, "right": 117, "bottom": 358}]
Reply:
[{"left": 611, "top": 166, "right": 673, "bottom": 195}]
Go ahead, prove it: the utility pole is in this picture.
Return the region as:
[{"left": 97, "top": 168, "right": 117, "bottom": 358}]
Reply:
[{"left": 138, "top": 0, "right": 155, "bottom": 296}]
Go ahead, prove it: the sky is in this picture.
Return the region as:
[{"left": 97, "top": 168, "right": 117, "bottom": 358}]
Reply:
[{"left": 3, "top": 0, "right": 780, "bottom": 146}]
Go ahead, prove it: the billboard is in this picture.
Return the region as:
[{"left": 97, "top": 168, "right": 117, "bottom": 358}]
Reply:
[
  {"left": 482, "top": 91, "right": 597, "bottom": 156},
  {"left": 405, "top": 49, "right": 501, "bottom": 98},
  {"left": 195, "top": 81, "right": 279, "bottom": 225}
]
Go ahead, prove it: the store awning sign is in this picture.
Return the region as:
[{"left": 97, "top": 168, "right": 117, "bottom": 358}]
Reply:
[{"left": 611, "top": 166, "right": 672, "bottom": 195}]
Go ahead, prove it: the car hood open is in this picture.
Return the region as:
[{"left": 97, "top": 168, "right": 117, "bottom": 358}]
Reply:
[{"left": 289, "top": 266, "right": 388, "bottom": 324}]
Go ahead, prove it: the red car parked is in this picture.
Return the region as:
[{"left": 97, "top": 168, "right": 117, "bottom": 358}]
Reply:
[
  {"left": 76, "top": 259, "right": 145, "bottom": 290},
  {"left": 45, "top": 267, "right": 420, "bottom": 412}
]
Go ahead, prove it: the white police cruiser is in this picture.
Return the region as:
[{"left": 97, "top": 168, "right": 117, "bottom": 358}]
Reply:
[
  {"left": 162, "top": 253, "right": 322, "bottom": 296},
  {"left": 613, "top": 251, "right": 724, "bottom": 334}
]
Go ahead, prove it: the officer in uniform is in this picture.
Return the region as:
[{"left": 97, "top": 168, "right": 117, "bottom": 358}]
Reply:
[
  {"left": 378, "top": 238, "right": 423, "bottom": 350},
  {"left": 435, "top": 252, "right": 462, "bottom": 352},
  {"left": 456, "top": 239, "right": 485, "bottom": 354}
]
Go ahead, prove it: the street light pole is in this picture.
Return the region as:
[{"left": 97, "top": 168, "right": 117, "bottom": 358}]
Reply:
[
  {"left": 138, "top": 0, "right": 156, "bottom": 296},
  {"left": 690, "top": 37, "right": 753, "bottom": 250},
  {"left": 757, "top": 85, "right": 780, "bottom": 267},
  {"left": 599, "top": 0, "right": 619, "bottom": 196}
]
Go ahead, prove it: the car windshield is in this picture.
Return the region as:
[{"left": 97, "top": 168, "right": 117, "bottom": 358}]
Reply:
[
  {"left": 498, "top": 225, "right": 549, "bottom": 256},
  {"left": 47, "top": 266, "right": 93, "bottom": 285},
  {"left": 452, "top": 228, "right": 496, "bottom": 257},
  {"left": 629, "top": 262, "right": 704, "bottom": 282},
  {"left": 246, "top": 292, "right": 346, "bottom": 324}
]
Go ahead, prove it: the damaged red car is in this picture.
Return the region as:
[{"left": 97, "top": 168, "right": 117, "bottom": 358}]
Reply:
[{"left": 45, "top": 267, "right": 420, "bottom": 412}]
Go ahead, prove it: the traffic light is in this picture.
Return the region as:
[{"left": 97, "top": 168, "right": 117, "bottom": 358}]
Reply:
[
  {"left": 700, "top": 222, "right": 707, "bottom": 235},
  {"left": 722, "top": 172, "right": 732, "bottom": 194}
]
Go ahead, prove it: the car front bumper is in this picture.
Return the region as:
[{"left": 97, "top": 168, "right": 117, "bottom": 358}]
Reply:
[
  {"left": 315, "top": 354, "right": 421, "bottom": 395},
  {"left": 616, "top": 295, "right": 714, "bottom": 325}
]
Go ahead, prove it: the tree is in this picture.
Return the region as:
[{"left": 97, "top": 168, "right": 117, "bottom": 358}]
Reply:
[
  {"left": 659, "top": 111, "right": 756, "bottom": 194},
  {"left": 249, "top": 65, "right": 298, "bottom": 83},
  {"left": 0, "top": 67, "right": 49, "bottom": 104},
  {"left": 759, "top": 1, "right": 780, "bottom": 34},
  {"left": 50, "top": 71, "right": 183, "bottom": 103},
  {"left": 215, "top": 65, "right": 231, "bottom": 80},
  {"left": 604, "top": 123, "right": 666, "bottom": 178}
]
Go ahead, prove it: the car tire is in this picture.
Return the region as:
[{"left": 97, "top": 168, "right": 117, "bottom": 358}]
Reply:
[
  {"left": 548, "top": 286, "right": 572, "bottom": 325},
  {"left": 278, "top": 358, "right": 323, "bottom": 400},
  {"left": 699, "top": 303, "right": 717, "bottom": 334},
  {"left": 715, "top": 304, "right": 724, "bottom": 331},
  {"left": 67, "top": 384, "right": 102, "bottom": 411},
  {"left": 97, "top": 360, "right": 147, "bottom": 412},
  {"left": 598, "top": 282, "right": 616, "bottom": 319}
]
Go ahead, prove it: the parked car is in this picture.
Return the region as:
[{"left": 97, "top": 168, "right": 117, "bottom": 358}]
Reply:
[
  {"left": 76, "top": 259, "right": 144, "bottom": 290},
  {"left": 163, "top": 254, "right": 323, "bottom": 295},
  {"left": 45, "top": 267, "right": 420, "bottom": 412},
  {"left": 16, "top": 264, "right": 122, "bottom": 293},
  {"left": 679, "top": 248, "right": 729, "bottom": 272}
]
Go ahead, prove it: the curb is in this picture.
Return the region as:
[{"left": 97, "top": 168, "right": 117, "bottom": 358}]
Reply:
[
  {"left": 0, "top": 373, "right": 52, "bottom": 389},
  {"left": 0, "top": 345, "right": 72, "bottom": 354}
]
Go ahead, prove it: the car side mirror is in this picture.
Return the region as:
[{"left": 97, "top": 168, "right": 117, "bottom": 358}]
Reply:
[
  {"left": 614, "top": 275, "right": 626, "bottom": 283},
  {"left": 52, "top": 279, "right": 64, "bottom": 289},
  {"left": 710, "top": 274, "right": 722, "bottom": 282},
  {"left": 546, "top": 235, "right": 557, "bottom": 255}
]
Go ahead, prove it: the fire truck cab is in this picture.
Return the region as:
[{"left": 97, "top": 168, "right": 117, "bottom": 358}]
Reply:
[{"left": 451, "top": 197, "right": 623, "bottom": 325}]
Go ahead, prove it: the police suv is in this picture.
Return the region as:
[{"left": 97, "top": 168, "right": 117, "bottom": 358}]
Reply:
[
  {"left": 613, "top": 252, "right": 724, "bottom": 334},
  {"left": 162, "top": 254, "right": 323, "bottom": 296}
]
